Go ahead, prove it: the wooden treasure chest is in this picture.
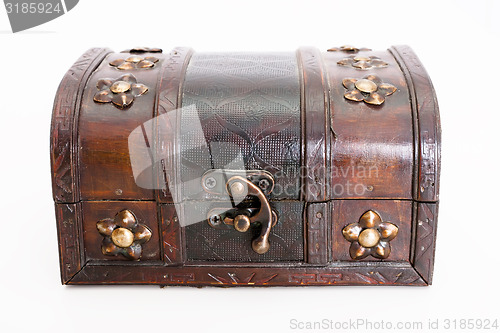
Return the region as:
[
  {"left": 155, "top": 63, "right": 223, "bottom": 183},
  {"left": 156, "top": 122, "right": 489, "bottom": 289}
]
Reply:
[{"left": 51, "top": 45, "right": 441, "bottom": 286}]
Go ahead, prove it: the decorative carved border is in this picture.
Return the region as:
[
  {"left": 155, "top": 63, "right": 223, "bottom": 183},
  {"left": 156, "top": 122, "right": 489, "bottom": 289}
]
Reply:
[
  {"left": 50, "top": 48, "right": 111, "bottom": 203},
  {"left": 389, "top": 45, "right": 441, "bottom": 202},
  {"left": 160, "top": 204, "right": 184, "bottom": 265},
  {"left": 55, "top": 203, "right": 83, "bottom": 284},
  {"left": 413, "top": 202, "right": 438, "bottom": 284},
  {"left": 67, "top": 262, "right": 424, "bottom": 286},
  {"left": 306, "top": 202, "right": 329, "bottom": 264}
]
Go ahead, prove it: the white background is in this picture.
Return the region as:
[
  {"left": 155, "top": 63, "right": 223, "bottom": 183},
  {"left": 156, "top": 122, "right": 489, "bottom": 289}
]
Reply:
[{"left": 1, "top": 1, "right": 499, "bottom": 332}]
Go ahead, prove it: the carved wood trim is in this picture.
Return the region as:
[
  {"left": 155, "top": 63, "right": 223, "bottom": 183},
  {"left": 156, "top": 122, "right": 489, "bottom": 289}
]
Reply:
[
  {"left": 306, "top": 202, "right": 329, "bottom": 264},
  {"left": 412, "top": 202, "right": 438, "bottom": 284},
  {"left": 160, "top": 204, "right": 185, "bottom": 265},
  {"left": 389, "top": 45, "right": 441, "bottom": 202},
  {"left": 67, "top": 262, "right": 424, "bottom": 286},
  {"left": 55, "top": 203, "right": 83, "bottom": 284},
  {"left": 50, "top": 48, "right": 111, "bottom": 203}
]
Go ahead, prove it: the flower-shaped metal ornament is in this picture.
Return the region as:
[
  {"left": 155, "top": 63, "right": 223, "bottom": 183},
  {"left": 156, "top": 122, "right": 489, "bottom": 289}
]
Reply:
[
  {"left": 342, "top": 74, "right": 397, "bottom": 106},
  {"left": 121, "top": 47, "right": 163, "bottom": 54},
  {"left": 342, "top": 210, "right": 399, "bottom": 260},
  {"left": 96, "top": 209, "right": 152, "bottom": 260},
  {"left": 337, "top": 55, "right": 388, "bottom": 70},
  {"left": 93, "top": 74, "right": 148, "bottom": 109},
  {"left": 109, "top": 55, "right": 159, "bottom": 70},
  {"left": 327, "top": 45, "right": 371, "bottom": 53}
]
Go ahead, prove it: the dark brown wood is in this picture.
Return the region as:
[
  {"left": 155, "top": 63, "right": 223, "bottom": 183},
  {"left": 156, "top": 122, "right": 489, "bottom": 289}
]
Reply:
[
  {"left": 81, "top": 201, "right": 161, "bottom": 262},
  {"left": 160, "top": 204, "right": 185, "bottom": 265},
  {"left": 306, "top": 202, "right": 329, "bottom": 264},
  {"left": 390, "top": 46, "right": 441, "bottom": 202},
  {"left": 324, "top": 49, "right": 414, "bottom": 199},
  {"left": 78, "top": 52, "right": 167, "bottom": 201},
  {"left": 67, "top": 262, "right": 425, "bottom": 286},
  {"left": 54, "top": 203, "right": 83, "bottom": 284},
  {"left": 50, "top": 48, "right": 111, "bottom": 203},
  {"left": 331, "top": 200, "right": 413, "bottom": 262},
  {"left": 51, "top": 45, "right": 440, "bottom": 286},
  {"left": 412, "top": 202, "right": 439, "bottom": 284}
]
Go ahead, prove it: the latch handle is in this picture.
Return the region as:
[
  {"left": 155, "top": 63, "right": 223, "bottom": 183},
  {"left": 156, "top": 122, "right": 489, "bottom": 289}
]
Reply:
[{"left": 226, "top": 176, "right": 275, "bottom": 254}]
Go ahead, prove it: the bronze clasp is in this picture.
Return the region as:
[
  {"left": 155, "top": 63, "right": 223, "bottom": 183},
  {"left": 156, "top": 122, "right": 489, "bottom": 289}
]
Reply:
[{"left": 202, "top": 170, "right": 277, "bottom": 254}]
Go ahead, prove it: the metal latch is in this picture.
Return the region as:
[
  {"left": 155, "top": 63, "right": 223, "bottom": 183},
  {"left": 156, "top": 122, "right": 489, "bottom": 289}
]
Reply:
[{"left": 201, "top": 169, "right": 277, "bottom": 254}]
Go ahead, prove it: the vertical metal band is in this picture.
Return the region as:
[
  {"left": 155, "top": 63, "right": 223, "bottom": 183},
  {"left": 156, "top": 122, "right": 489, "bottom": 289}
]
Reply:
[
  {"left": 296, "top": 47, "right": 330, "bottom": 202},
  {"left": 155, "top": 47, "right": 194, "bottom": 265},
  {"left": 155, "top": 47, "right": 194, "bottom": 203}
]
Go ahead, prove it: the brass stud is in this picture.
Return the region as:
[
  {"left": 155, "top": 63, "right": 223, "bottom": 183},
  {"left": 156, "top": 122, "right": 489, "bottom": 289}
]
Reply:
[
  {"left": 131, "top": 83, "right": 148, "bottom": 97},
  {"left": 374, "top": 242, "right": 391, "bottom": 259},
  {"left": 379, "top": 222, "right": 399, "bottom": 241},
  {"left": 358, "top": 229, "right": 380, "bottom": 248},
  {"left": 327, "top": 45, "right": 372, "bottom": 53},
  {"left": 102, "top": 240, "right": 119, "bottom": 255},
  {"left": 230, "top": 181, "right": 246, "bottom": 197},
  {"left": 342, "top": 223, "right": 362, "bottom": 241},
  {"left": 337, "top": 58, "right": 351, "bottom": 66},
  {"left": 364, "top": 92, "right": 385, "bottom": 105},
  {"left": 359, "top": 210, "right": 381, "bottom": 228},
  {"left": 136, "top": 60, "right": 155, "bottom": 68},
  {"left": 115, "top": 209, "right": 137, "bottom": 229},
  {"left": 349, "top": 242, "right": 369, "bottom": 260},
  {"left": 341, "top": 45, "right": 356, "bottom": 51},
  {"left": 354, "top": 56, "right": 370, "bottom": 61},
  {"left": 144, "top": 56, "right": 159, "bottom": 63},
  {"left": 119, "top": 74, "right": 137, "bottom": 83},
  {"left": 342, "top": 78, "right": 357, "bottom": 90},
  {"left": 109, "top": 59, "right": 125, "bottom": 67},
  {"left": 110, "top": 55, "right": 158, "bottom": 70},
  {"left": 344, "top": 90, "right": 364, "bottom": 102},
  {"left": 338, "top": 55, "right": 388, "bottom": 70},
  {"left": 110, "top": 81, "right": 131, "bottom": 94},
  {"left": 234, "top": 215, "right": 251, "bottom": 233},
  {"left": 353, "top": 61, "right": 370, "bottom": 70},
  {"left": 378, "top": 83, "right": 397, "bottom": 96},
  {"left": 126, "top": 56, "right": 143, "bottom": 63},
  {"left": 96, "top": 79, "right": 113, "bottom": 90},
  {"left": 96, "top": 220, "right": 114, "bottom": 236},
  {"left": 96, "top": 209, "right": 152, "bottom": 260},
  {"left": 117, "top": 62, "right": 135, "bottom": 70},
  {"left": 124, "top": 47, "right": 163, "bottom": 53},
  {"left": 93, "top": 90, "right": 112, "bottom": 103},
  {"left": 112, "top": 93, "right": 134, "bottom": 109},
  {"left": 342, "top": 75, "right": 396, "bottom": 106},
  {"left": 111, "top": 228, "right": 134, "bottom": 248},
  {"left": 364, "top": 74, "right": 381, "bottom": 85},
  {"left": 342, "top": 210, "right": 398, "bottom": 260},
  {"left": 370, "top": 58, "right": 388, "bottom": 68},
  {"left": 355, "top": 79, "right": 377, "bottom": 93}
]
